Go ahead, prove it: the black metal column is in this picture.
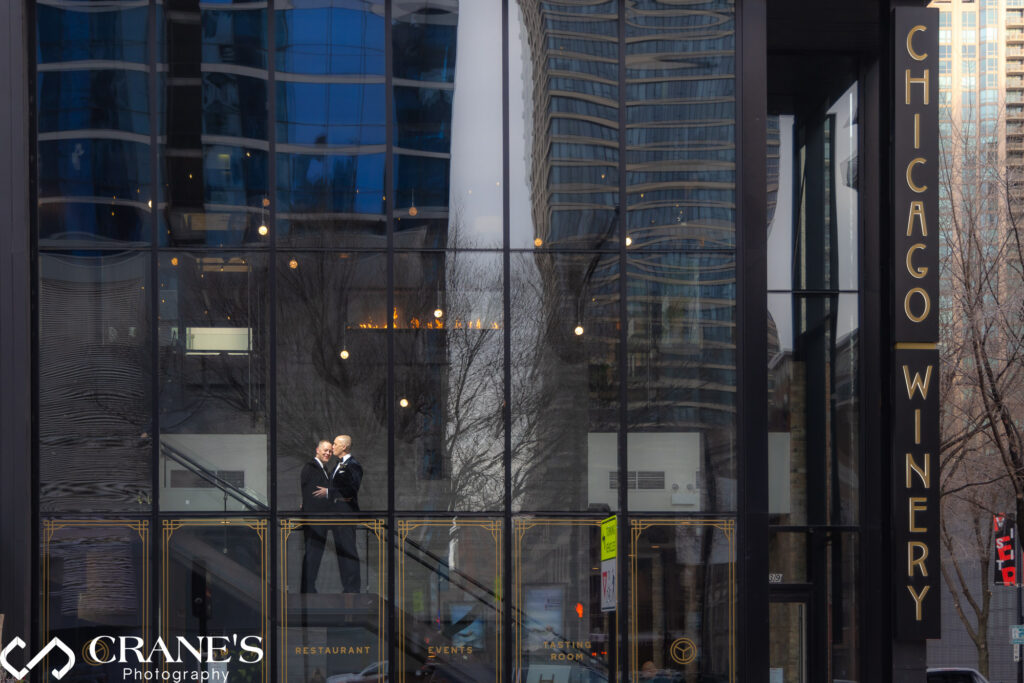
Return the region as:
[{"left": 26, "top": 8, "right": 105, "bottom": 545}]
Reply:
[
  {"left": 737, "top": 0, "right": 769, "bottom": 680},
  {"left": 0, "top": 0, "right": 34, "bottom": 656}
]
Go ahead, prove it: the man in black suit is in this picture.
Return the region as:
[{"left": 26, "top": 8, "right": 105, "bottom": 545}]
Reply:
[
  {"left": 329, "top": 434, "right": 362, "bottom": 592},
  {"left": 299, "top": 440, "right": 334, "bottom": 593}
]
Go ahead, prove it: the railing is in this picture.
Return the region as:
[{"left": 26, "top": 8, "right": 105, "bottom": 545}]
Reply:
[{"left": 160, "top": 441, "right": 269, "bottom": 511}]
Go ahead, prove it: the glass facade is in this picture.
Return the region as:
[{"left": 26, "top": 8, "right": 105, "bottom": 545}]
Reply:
[{"left": 28, "top": 1, "right": 872, "bottom": 682}]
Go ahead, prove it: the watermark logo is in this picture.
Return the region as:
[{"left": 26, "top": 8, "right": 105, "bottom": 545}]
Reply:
[
  {"left": 0, "top": 637, "right": 76, "bottom": 680},
  {"left": 0, "top": 635, "right": 263, "bottom": 682}
]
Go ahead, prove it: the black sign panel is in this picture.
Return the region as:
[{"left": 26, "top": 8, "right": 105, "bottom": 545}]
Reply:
[
  {"left": 893, "top": 8, "right": 939, "bottom": 343},
  {"left": 892, "top": 347, "right": 940, "bottom": 639},
  {"left": 994, "top": 515, "right": 1017, "bottom": 586}
]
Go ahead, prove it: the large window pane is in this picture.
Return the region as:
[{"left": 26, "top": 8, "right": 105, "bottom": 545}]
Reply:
[
  {"left": 42, "top": 521, "right": 149, "bottom": 683},
  {"left": 275, "top": 0, "right": 386, "bottom": 249},
  {"left": 159, "top": 2, "right": 269, "bottom": 247},
  {"left": 37, "top": 3, "right": 148, "bottom": 65},
  {"left": 394, "top": 252, "right": 504, "bottom": 512},
  {"left": 627, "top": 252, "right": 737, "bottom": 512},
  {"left": 514, "top": 519, "right": 614, "bottom": 681},
  {"left": 398, "top": 519, "right": 502, "bottom": 681},
  {"left": 767, "top": 83, "right": 859, "bottom": 291},
  {"left": 508, "top": 1, "right": 619, "bottom": 250},
  {"left": 281, "top": 518, "right": 386, "bottom": 683},
  {"left": 39, "top": 252, "right": 152, "bottom": 512},
  {"left": 163, "top": 520, "right": 267, "bottom": 683},
  {"left": 767, "top": 294, "right": 859, "bottom": 526},
  {"left": 626, "top": 0, "right": 736, "bottom": 252},
  {"left": 277, "top": 252, "right": 388, "bottom": 513},
  {"left": 158, "top": 252, "right": 269, "bottom": 513},
  {"left": 276, "top": 1, "right": 384, "bottom": 76},
  {"left": 511, "top": 251, "right": 620, "bottom": 512},
  {"left": 630, "top": 520, "right": 734, "bottom": 681}
]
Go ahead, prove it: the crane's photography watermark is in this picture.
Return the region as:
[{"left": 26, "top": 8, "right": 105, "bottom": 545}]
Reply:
[{"left": 1, "top": 635, "right": 264, "bottom": 682}]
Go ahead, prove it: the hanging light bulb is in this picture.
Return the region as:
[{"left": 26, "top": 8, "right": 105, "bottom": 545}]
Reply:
[
  {"left": 288, "top": 258, "right": 298, "bottom": 269},
  {"left": 258, "top": 224, "right": 269, "bottom": 236},
  {"left": 574, "top": 324, "right": 584, "bottom": 336},
  {"left": 625, "top": 236, "right": 633, "bottom": 247},
  {"left": 339, "top": 349, "right": 350, "bottom": 360},
  {"left": 399, "top": 398, "right": 410, "bottom": 408},
  {"left": 434, "top": 308, "right": 444, "bottom": 319}
]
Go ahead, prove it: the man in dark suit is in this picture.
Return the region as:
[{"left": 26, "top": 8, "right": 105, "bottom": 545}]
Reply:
[
  {"left": 299, "top": 440, "right": 334, "bottom": 593},
  {"left": 330, "top": 434, "right": 362, "bottom": 592}
]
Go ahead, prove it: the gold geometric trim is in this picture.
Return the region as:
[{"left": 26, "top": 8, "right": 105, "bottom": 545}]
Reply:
[
  {"left": 41, "top": 519, "right": 150, "bottom": 683},
  {"left": 162, "top": 519, "right": 267, "bottom": 683},
  {"left": 513, "top": 518, "right": 612, "bottom": 679},
  {"left": 396, "top": 519, "right": 502, "bottom": 683},
  {"left": 629, "top": 519, "right": 735, "bottom": 683},
  {"left": 279, "top": 518, "right": 386, "bottom": 683}
]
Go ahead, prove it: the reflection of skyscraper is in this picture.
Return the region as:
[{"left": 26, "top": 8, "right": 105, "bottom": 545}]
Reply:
[
  {"left": 513, "top": 2, "right": 739, "bottom": 514},
  {"left": 516, "top": 0, "right": 619, "bottom": 250}
]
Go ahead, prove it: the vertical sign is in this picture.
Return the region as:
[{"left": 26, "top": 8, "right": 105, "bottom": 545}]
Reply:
[
  {"left": 601, "top": 516, "right": 616, "bottom": 612},
  {"left": 995, "top": 514, "right": 1017, "bottom": 586},
  {"left": 893, "top": 7, "right": 940, "bottom": 640}
]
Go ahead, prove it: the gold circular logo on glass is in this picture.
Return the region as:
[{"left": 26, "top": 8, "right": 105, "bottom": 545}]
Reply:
[
  {"left": 669, "top": 637, "right": 697, "bottom": 665},
  {"left": 82, "top": 639, "right": 109, "bottom": 666}
]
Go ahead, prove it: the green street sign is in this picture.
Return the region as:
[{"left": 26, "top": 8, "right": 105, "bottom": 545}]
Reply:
[{"left": 601, "top": 516, "right": 617, "bottom": 561}]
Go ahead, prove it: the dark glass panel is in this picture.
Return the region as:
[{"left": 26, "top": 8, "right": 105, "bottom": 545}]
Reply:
[
  {"left": 274, "top": 1, "right": 386, "bottom": 249},
  {"left": 768, "top": 531, "right": 808, "bottom": 584},
  {"left": 510, "top": 251, "right": 619, "bottom": 512},
  {"left": 276, "top": 252, "right": 388, "bottom": 513},
  {"left": 159, "top": 2, "right": 269, "bottom": 248},
  {"left": 198, "top": 7, "right": 268, "bottom": 69},
  {"left": 630, "top": 520, "right": 734, "bottom": 681},
  {"left": 202, "top": 74, "right": 269, "bottom": 140},
  {"left": 394, "top": 155, "right": 450, "bottom": 248},
  {"left": 276, "top": 82, "right": 385, "bottom": 147},
  {"left": 767, "top": 294, "right": 859, "bottom": 526},
  {"left": 39, "top": 202, "right": 150, "bottom": 248},
  {"left": 398, "top": 519, "right": 501, "bottom": 681},
  {"left": 514, "top": 520, "right": 614, "bottom": 681},
  {"left": 392, "top": 1, "right": 503, "bottom": 249},
  {"left": 392, "top": 1, "right": 458, "bottom": 83},
  {"left": 164, "top": 521, "right": 267, "bottom": 682},
  {"left": 281, "top": 518, "right": 386, "bottom": 681},
  {"left": 830, "top": 533, "right": 859, "bottom": 681},
  {"left": 158, "top": 252, "right": 269, "bottom": 513},
  {"left": 42, "top": 522, "right": 148, "bottom": 682},
  {"left": 39, "top": 252, "right": 152, "bottom": 512},
  {"left": 276, "top": 154, "right": 386, "bottom": 248},
  {"left": 394, "top": 252, "right": 504, "bottom": 512},
  {"left": 625, "top": 0, "right": 736, "bottom": 251},
  {"left": 626, "top": 252, "right": 737, "bottom": 512},
  {"left": 275, "top": 1, "right": 385, "bottom": 76},
  {"left": 38, "top": 69, "right": 149, "bottom": 135},
  {"left": 36, "top": 4, "right": 149, "bottom": 65},
  {"left": 508, "top": 1, "right": 619, "bottom": 249},
  {"left": 38, "top": 137, "right": 151, "bottom": 204},
  {"left": 394, "top": 86, "right": 453, "bottom": 153}
]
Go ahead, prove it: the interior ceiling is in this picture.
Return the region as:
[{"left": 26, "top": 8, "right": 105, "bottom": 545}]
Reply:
[
  {"left": 767, "top": 0, "right": 882, "bottom": 54},
  {"left": 766, "top": 0, "right": 883, "bottom": 114}
]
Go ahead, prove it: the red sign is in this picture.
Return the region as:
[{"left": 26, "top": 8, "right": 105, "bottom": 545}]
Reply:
[{"left": 994, "top": 514, "right": 1017, "bottom": 586}]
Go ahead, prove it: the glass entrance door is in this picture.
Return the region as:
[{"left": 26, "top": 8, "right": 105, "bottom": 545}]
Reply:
[{"left": 768, "top": 600, "right": 807, "bottom": 683}]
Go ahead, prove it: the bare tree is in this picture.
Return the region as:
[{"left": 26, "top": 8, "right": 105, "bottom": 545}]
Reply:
[{"left": 938, "top": 106, "right": 1024, "bottom": 677}]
